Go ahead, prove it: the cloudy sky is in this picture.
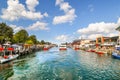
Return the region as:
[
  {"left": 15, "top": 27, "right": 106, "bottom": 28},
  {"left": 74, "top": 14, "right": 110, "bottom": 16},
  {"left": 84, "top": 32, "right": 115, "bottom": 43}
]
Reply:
[{"left": 0, "top": 0, "right": 120, "bottom": 44}]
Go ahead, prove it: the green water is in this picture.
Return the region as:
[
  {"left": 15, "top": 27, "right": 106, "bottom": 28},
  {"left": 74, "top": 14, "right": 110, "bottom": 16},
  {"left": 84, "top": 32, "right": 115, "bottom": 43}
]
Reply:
[{"left": 0, "top": 47, "right": 120, "bottom": 80}]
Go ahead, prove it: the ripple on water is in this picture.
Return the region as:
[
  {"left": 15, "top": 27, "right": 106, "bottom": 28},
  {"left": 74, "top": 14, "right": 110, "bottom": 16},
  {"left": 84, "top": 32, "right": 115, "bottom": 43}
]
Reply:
[{"left": 5, "top": 48, "right": 120, "bottom": 80}]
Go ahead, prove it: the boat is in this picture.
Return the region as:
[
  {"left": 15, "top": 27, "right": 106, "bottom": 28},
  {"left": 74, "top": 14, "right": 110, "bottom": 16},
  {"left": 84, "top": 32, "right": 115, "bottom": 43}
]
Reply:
[
  {"left": 112, "top": 52, "right": 120, "bottom": 59},
  {"left": 43, "top": 45, "right": 49, "bottom": 51},
  {"left": 0, "top": 54, "right": 19, "bottom": 63},
  {"left": 112, "top": 39, "right": 120, "bottom": 59},
  {"left": 0, "top": 47, "right": 19, "bottom": 63},
  {"left": 90, "top": 49, "right": 96, "bottom": 52},
  {"left": 74, "top": 47, "right": 80, "bottom": 50},
  {"left": 96, "top": 51, "right": 104, "bottom": 54},
  {"left": 73, "top": 45, "right": 80, "bottom": 50},
  {"left": 59, "top": 45, "right": 67, "bottom": 50}
]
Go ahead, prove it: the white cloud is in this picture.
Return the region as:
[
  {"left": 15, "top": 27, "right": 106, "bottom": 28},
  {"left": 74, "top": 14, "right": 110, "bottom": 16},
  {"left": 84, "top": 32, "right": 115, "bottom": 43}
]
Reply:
[
  {"left": 9, "top": 24, "right": 24, "bottom": 33},
  {"left": 88, "top": 34, "right": 102, "bottom": 39},
  {"left": 26, "top": 0, "right": 39, "bottom": 12},
  {"left": 55, "top": 34, "right": 76, "bottom": 43},
  {"left": 27, "top": 21, "right": 49, "bottom": 30},
  {"left": 77, "top": 18, "right": 120, "bottom": 40},
  {"left": 43, "top": 12, "right": 49, "bottom": 17},
  {"left": 53, "top": 0, "right": 76, "bottom": 24},
  {"left": 56, "top": 35, "right": 68, "bottom": 41},
  {"left": 1, "top": 0, "right": 48, "bottom": 21}
]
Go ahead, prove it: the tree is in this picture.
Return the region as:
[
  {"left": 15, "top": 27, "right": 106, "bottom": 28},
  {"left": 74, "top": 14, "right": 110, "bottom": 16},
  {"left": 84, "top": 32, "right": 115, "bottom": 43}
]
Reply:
[
  {"left": 0, "top": 23, "right": 13, "bottom": 44},
  {"left": 40, "top": 40, "right": 45, "bottom": 44},
  {"left": 27, "top": 35, "right": 37, "bottom": 44},
  {"left": 13, "top": 29, "right": 28, "bottom": 43},
  {"left": 25, "top": 40, "right": 34, "bottom": 44}
]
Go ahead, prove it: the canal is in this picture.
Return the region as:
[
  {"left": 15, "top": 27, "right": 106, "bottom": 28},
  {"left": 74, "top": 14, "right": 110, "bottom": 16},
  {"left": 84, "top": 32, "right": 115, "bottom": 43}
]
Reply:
[{"left": 0, "top": 47, "right": 120, "bottom": 80}]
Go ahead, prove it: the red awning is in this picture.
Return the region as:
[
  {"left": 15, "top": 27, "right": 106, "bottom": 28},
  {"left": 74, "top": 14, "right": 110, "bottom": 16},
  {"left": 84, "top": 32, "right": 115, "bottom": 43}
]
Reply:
[
  {"left": 0, "top": 48, "right": 4, "bottom": 51},
  {"left": 7, "top": 48, "right": 14, "bottom": 51}
]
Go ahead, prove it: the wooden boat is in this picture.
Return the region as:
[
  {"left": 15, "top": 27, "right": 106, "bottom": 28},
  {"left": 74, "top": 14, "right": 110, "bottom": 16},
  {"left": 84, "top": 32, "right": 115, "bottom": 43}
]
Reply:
[
  {"left": 59, "top": 45, "right": 67, "bottom": 50},
  {"left": 0, "top": 54, "right": 19, "bottom": 63},
  {"left": 112, "top": 52, "right": 120, "bottom": 59}
]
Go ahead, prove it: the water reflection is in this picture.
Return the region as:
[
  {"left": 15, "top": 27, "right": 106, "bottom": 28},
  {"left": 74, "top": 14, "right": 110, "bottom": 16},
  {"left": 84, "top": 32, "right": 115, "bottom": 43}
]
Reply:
[
  {"left": 0, "top": 47, "right": 120, "bottom": 80},
  {"left": 0, "top": 62, "right": 13, "bottom": 80}
]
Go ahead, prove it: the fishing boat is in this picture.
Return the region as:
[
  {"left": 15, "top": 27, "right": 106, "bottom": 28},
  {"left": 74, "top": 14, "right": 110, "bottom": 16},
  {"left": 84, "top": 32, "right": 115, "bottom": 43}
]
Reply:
[{"left": 59, "top": 45, "right": 67, "bottom": 50}]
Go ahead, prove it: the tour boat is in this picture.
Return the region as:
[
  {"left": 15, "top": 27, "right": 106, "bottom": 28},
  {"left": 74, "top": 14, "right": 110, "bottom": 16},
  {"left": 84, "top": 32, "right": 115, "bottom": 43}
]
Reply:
[
  {"left": 0, "top": 54, "right": 19, "bottom": 63},
  {"left": 59, "top": 45, "right": 67, "bottom": 50},
  {"left": 112, "top": 52, "right": 120, "bottom": 60}
]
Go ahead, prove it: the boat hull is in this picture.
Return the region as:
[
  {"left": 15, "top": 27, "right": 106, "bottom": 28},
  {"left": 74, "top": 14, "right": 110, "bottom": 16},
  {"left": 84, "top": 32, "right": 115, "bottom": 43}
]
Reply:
[
  {"left": 59, "top": 48, "right": 67, "bottom": 51},
  {"left": 112, "top": 53, "right": 120, "bottom": 59},
  {"left": 0, "top": 54, "right": 19, "bottom": 63},
  {"left": 74, "top": 47, "right": 80, "bottom": 50},
  {"left": 43, "top": 48, "right": 49, "bottom": 51},
  {"left": 96, "top": 52, "right": 104, "bottom": 54}
]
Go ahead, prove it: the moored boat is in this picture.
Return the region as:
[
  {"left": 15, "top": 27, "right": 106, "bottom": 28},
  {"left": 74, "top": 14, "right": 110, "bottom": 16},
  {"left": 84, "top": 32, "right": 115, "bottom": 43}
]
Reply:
[
  {"left": 0, "top": 47, "right": 19, "bottom": 63},
  {"left": 74, "top": 47, "right": 80, "bottom": 50},
  {"left": 86, "top": 49, "right": 96, "bottom": 52},
  {"left": 73, "top": 45, "right": 80, "bottom": 50},
  {"left": 0, "top": 54, "right": 19, "bottom": 63},
  {"left": 112, "top": 44, "right": 120, "bottom": 60},
  {"left": 59, "top": 45, "right": 67, "bottom": 50},
  {"left": 43, "top": 45, "right": 49, "bottom": 51},
  {"left": 96, "top": 51, "right": 104, "bottom": 54},
  {"left": 112, "top": 52, "right": 120, "bottom": 59},
  {"left": 90, "top": 49, "right": 96, "bottom": 52}
]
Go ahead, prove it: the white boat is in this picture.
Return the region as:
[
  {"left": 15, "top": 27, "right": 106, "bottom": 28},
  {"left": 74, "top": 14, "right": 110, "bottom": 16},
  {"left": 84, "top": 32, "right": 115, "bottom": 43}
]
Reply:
[
  {"left": 0, "top": 54, "right": 19, "bottom": 64},
  {"left": 59, "top": 45, "right": 67, "bottom": 50}
]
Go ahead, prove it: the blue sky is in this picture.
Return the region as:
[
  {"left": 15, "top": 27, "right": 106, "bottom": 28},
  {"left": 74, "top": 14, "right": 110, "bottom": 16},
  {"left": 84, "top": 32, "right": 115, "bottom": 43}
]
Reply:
[{"left": 0, "top": 0, "right": 120, "bottom": 44}]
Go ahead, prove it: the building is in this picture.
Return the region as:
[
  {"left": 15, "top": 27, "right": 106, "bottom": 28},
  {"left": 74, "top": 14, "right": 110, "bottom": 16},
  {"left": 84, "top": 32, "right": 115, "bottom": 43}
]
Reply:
[{"left": 96, "top": 36, "right": 118, "bottom": 47}]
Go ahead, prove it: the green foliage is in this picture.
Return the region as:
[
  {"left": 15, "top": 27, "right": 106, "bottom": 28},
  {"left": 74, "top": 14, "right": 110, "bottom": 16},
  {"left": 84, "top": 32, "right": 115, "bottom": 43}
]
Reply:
[
  {"left": 13, "top": 29, "right": 29, "bottom": 43},
  {"left": 27, "top": 35, "right": 37, "bottom": 44},
  {"left": 0, "top": 23, "right": 13, "bottom": 44},
  {"left": 0, "top": 22, "right": 50, "bottom": 45},
  {"left": 40, "top": 40, "right": 45, "bottom": 44},
  {"left": 25, "top": 40, "right": 34, "bottom": 44}
]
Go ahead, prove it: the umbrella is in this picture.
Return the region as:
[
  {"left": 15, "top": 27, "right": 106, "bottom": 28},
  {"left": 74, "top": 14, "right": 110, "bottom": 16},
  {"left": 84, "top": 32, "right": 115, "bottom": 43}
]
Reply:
[
  {"left": 3, "top": 43, "right": 10, "bottom": 46},
  {"left": 12, "top": 44, "right": 19, "bottom": 47}
]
